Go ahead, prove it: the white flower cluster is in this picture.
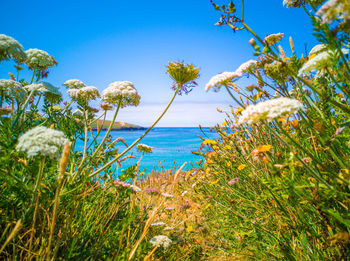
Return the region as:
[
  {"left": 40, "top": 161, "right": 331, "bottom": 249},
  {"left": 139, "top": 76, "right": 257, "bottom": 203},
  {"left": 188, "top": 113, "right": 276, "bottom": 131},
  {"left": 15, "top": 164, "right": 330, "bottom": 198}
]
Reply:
[
  {"left": 25, "top": 82, "right": 61, "bottom": 96},
  {"left": 67, "top": 86, "right": 100, "bottom": 101},
  {"left": 0, "top": 79, "right": 25, "bottom": 99},
  {"left": 264, "top": 33, "right": 284, "bottom": 45},
  {"left": 236, "top": 59, "right": 258, "bottom": 74},
  {"left": 25, "top": 48, "right": 55, "bottom": 69},
  {"left": 136, "top": 143, "right": 153, "bottom": 153},
  {"left": 149, "top": 235, "right": 172, "bottom": 249},
  {"left": 238, "top": 97, "right": 303, "bottom": 125},
  {"left": 101, "top": 81, "right": 140, "bottom": 107},
  {"left": 309, "top": 44, "right": 327, "bottom": 56},
  {"left": 205, "top": 71, "right": 242, "bottom": 92},
  {"left": 0, "top": 34, "right": 26, "bottom": 63},
  {"left": 16, "top": 126, "right": 68, "bottom": 158},
  {"left": 63, "top": 79, "right": 86, "bottom": 89},
  {"left": 299, "top": 51, "right": 331, "bottom": 76},
  {"left": 316, "top": 0, "right": 350, "bottom": 24}
]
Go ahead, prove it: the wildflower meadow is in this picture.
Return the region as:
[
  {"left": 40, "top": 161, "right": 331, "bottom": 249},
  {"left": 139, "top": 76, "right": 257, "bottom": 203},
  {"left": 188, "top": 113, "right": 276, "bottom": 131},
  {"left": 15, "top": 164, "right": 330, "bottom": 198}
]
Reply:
[{"left": 1, "top": 0, "right": 350, "bottom": 260}]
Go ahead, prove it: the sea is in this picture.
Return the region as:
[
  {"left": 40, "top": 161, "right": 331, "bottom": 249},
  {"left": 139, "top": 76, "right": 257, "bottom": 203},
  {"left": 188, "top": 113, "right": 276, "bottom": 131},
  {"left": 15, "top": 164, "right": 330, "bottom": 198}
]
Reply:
[{"left": 75, "top": 127, "right": 218, "bottom": 172}]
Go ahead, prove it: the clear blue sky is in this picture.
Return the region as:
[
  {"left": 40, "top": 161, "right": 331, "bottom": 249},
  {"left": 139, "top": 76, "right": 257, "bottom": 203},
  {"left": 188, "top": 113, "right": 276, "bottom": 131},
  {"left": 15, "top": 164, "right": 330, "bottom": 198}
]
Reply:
[{"left": 1, "top": 0, "right": 318, "bottom": 126}]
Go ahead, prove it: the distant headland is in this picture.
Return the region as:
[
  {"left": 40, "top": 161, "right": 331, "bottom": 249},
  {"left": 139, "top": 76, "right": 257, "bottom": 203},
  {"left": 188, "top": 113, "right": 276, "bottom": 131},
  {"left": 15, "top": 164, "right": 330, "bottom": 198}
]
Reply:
[{"left": 91, "top": 120, "right": 146, "bottom": 131}]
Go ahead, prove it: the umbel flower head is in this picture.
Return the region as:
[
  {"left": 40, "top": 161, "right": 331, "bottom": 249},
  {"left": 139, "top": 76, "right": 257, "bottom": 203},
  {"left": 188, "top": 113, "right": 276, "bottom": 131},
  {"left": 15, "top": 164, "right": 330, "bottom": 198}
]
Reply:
[
  {"left": 63, "top": 79, "right": 86, "bottom": 89},
  {"left": 0, "top": 79, "right": 25, "bottom": 99},
  {"left": 205, "top": 71, "right": 242, "bottom": 92},
  {"left": 0, "top": 34, "right": 26, "bottom": 63},
  {"left": 67, "top": 86, "right": 100, "bottom": 101},
  {"left": 101, "top": 81, "right": 140, "bottom": 107},
  {"left": 149, "top": 235, "right": 172, "bottom": 249},
  {"left": 25, "top": 48, "right": 56, "bottom": 70},
  {"left": 238, "top": 97, "right": 302, "bottom": 125},
  {"left": 25, "top": 82, "right": 61, "bottom": 96},
  {"left": 236, "top": 59, "right": 258, "bottom": 74},
  {"left": 16, "top": 126, "right": 68, "bottom": 158},
  {"left": 264, "top": 33, "right": 284, "bottom": 45},
  {"left": 316, "top": 0, "right": 350, "bottom": 24},
  {"left": 137, "top": 143, "right": 153, "bottom": 153},
  {"left": 167, "top": 61, "right": 200, "bottom": 95}
]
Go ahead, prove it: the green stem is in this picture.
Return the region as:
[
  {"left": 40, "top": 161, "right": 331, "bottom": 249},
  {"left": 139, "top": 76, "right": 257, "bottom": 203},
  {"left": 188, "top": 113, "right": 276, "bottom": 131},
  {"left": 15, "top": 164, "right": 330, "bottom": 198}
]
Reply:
[
  {"left": 224, "top": 85, "right": 244, "bottom": 107},
  {"left": 89, "top": 85, "right": 181, "bottom": 178},
  {"left": 30, "top": 68, "right": 36, "bottom": 84}
]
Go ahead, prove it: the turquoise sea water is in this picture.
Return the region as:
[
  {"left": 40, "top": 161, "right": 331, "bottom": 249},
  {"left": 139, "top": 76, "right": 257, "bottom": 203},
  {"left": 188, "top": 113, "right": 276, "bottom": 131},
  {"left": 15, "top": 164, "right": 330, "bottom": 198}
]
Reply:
[{"left": 75, "top": 127, "right": 218, "bottom": 172}]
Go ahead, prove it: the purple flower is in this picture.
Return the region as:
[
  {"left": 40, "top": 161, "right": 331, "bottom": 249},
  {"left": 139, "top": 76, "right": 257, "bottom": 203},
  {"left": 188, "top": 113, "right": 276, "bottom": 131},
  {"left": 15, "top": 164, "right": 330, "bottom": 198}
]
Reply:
[
  {"left": 228, "top": 177, "right": 239, "bottom": 185},
  {"left": 114, "top": 181, "right": 131, "bottom": 188},
  {"left": 180, "top": 202, "right": 192, "bottom": 210},
  {"left": 144, "top": 188, "right": 160, "bottom": 195}
]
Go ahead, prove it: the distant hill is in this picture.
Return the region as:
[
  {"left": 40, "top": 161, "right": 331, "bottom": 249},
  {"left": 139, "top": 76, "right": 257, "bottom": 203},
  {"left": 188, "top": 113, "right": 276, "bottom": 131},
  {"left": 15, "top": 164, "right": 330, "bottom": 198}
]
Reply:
[{"left": 90, "top": 120, "right": 146, "bottom": 130}]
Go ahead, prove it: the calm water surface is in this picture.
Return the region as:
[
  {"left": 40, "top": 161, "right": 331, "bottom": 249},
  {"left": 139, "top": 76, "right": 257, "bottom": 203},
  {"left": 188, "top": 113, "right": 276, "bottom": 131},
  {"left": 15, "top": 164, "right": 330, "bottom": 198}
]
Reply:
[{"left": 75, "top": 127, "right": 218, "bottom": 172}]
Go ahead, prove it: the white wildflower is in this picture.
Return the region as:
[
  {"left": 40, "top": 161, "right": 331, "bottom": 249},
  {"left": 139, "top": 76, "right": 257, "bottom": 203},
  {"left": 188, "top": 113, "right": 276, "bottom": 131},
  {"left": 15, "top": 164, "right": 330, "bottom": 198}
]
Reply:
[
  {"left": 151, "top": 222, "right": 166, "bottom": 227},
  {"left": 130, "top": 185, "right": 142, "bottom": 192},
  {"left": 101, "top": 81, "right": 140, "bottom": 107},
  {"left": 236, "top": 59, "right": 257, "bottom": 74},
  {"left": 63, "top": 79, "right": 86, "bottom": 89},
  {"left": 165, "top": 207, "right": 175, "bottom": 210},
  {"left": 316, "top": 0, "right": 350, "bottom": 24},
  {"left": 77, "top": 86, "right": 100, "bottom": 100},
  {"left": 205, "top": 71, "right": 242, "bottom": 92},
  {"left": 136, "top": 144, "right": 153, "bottom": 153},
  {"left": 67, "top": 88, "right": 80, "bottom": 99},
  {"left": 309, "top": 44, "right": 327, "bottom": 56},
  {"left": 181, "top": 191, "right": 188, "bottom": 196},
  {"left": 0, "top": 34, "right": 26, "bottom": 63},
  {"left": 238, "top": 97, "right": 303, "bottom": 125},
  {"left": 0, "top": 79, "right": 25, "bottom": 99},
  {"left": 163, "top": 227, "right": 175, "bottom": 231},
  {"left": 150, "top": 235, "right": 172, "bottom": 249},
  {"left": 25, "top": 82, "right": 61, "bottom": 96},
  {"left": 264, "top": 33, "right": 284, "bottom": 45},
  {"left": 25, "top": 48, "right": 55, "bottom": 69},
  {"left": 16, "top": 126, "right": 68, "bottom": 158},
  {"left": 161, "top": 193, "right": 174, "bottom": 198},
  {"left": 298, "top": 51, "right": 331, "bottom": 76}
]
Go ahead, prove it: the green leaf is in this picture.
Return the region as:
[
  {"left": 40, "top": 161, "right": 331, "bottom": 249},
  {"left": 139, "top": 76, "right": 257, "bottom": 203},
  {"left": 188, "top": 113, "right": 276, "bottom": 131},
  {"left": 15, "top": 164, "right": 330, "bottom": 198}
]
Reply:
[{"left": 327, "top": 209, "right": 350, "bottom": 227}]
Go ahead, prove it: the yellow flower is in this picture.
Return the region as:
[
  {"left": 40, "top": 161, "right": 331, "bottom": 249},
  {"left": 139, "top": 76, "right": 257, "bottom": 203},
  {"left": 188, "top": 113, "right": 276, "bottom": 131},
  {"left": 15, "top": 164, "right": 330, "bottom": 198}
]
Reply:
[
  {"left": 210, "top": 179, "right": 220, "bottom": 185},
  {"left": 235, "top": 107, "right": 244, "bottom": 117},
  {"left": 331, "top": 118, "right": 335, "bottom": 125},
  {"left": 257, "top": 144, "right": 273, "bottom": 153},
  {"left": 226, "top": 161, "right": 232, "bottom": 167},
  {"left": 207, "top": 159, "right": 213, "bottom": 164},
  {"left": 186, "top": 225, "right": 193, "bottom": 233},
  {"left": 213, "top": 146, "right": 219, "bottom": 150},
  {"left": 202, "top": 139, "right": 217, "bottom": 145},
  {"left": 224, "top": 145, "right": 232, "bottom": 150},
  {"left": 238, "top": 164, "right": 246, "bottom": 170},
  {"left": 222, "top": 122, "right": 228, "bottom": 126}
]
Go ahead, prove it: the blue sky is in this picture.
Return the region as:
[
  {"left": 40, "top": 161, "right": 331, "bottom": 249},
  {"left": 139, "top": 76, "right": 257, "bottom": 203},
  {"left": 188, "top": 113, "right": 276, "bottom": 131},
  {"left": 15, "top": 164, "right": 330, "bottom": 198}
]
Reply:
[{"left": 1, "top": 0, "right": 318, "bottom": 126}]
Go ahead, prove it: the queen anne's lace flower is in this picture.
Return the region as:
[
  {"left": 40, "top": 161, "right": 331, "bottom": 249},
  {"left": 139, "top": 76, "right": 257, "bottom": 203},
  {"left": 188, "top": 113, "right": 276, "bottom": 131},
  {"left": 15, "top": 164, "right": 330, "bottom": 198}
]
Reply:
[
  {"left": 238, "top": 97, "right": 303, "bottom": 125},
  {"left": 309, "top": 44, "right": 327, "bottom": 56},
  {"left": 77, "top": 86, "right": 100, "bottom": 100},
  {"left": 101, "top": 81, "right": 140, "bottom": 107},
  {"left": 25, "top": 82, "right": 61, "bottom": 96},
  {"left": 137, "top": 144, "right": 153, "bottom": 153},
  {"left": 205, "top": 71, "right": 242, "bottom": 92},
  {"left": 316, "top": 0, "right": 350, "bottom": 24},
  {"left": 63, "top": 79, "right": 86, "bottom": 89},
  {"left": 298, "top": 51, "right": 331, "bottom": 76},
  {"left": 16, "top": 126, "right": 68, "bottom": 158},
  {"left": 0, "top": 79, "right": 25, "bottom": 99},
  {"left": 236, "top": 60, "right": 257, "bottom": 74},
  {"left": 0, "top": 34, "right": 26, "bottom": 63},
  {"left": 283, "top": 0, "right": 301, "bottom": 7},
  {"left": 149, "top": 235, "right": 172, "bottom": 249},
  {"left": 264, "top": 33, "right": 284, "bottom": 45},
  {"left": 25, "top": 48, "right": 55, "bottom": 69}
]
